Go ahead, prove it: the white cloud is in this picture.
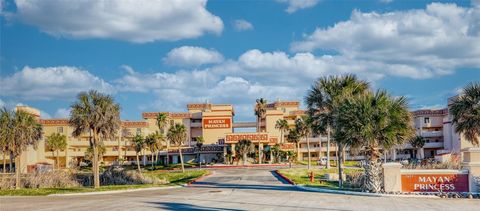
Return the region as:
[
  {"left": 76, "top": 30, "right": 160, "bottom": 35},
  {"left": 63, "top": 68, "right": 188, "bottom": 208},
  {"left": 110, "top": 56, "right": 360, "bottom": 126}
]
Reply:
[
  {"left": 0, "top": 66, "right": 114, "bottom": 100},
  {"left": 291, "top": 2, "right": 480, "bottom": 79},
  {"left": 276, "top": 0, "right": 320, "bottom": 14},
  {"left": 380, "top": 0, "right": 393, "bottom": 4},
  {"left": 54, "top": 108, "right": 70, "bottom": 118},
  {"left": 163, "top": 46, "right": 224, "bottom": 67},
  {"left": 12, "top": 0, "right": 223, "bottom": 43},
  {"left": 233, "top": 19, "right": 254, "bottom": 31}
]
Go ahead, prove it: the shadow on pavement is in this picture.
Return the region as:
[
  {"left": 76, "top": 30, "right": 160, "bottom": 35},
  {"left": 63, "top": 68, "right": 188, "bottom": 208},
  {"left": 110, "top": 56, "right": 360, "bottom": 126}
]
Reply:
[
  {"left": 147, "top": 202, "right": 245, "bottom": 211},
  {"left": 190, "top": 181, "right": 299, "bottom": 192},
  {"left": 270, "top": 170, "right": 292, "bottom": 184}
]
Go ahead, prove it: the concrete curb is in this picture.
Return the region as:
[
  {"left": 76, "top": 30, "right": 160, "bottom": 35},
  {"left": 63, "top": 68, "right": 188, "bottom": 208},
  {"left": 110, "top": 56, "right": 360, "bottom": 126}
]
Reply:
[
  {"left": 296, "top": 185, "right": 438, "bottom": 198},
  {"left": 186, "top": 172, "right": 214, "bottom": 186},
  {"left": 202, "top": 164, "right": 288, "bottom": 169},
  {"left": 48, "top": 186, "right": 182, "bottom": 197},
  {"left": 274, "top": 170, "right": 438, "bottom": 199}
]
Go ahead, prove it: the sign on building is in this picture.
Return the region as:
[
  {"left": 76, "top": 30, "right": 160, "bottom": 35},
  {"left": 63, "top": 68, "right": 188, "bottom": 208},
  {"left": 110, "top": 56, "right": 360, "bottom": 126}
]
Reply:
[
  {"left": 401, "top": 173, "right": 469, "bottom": 192},
  {"left": 203, "top": 118, "right": 231, "bottom": 129},
  {"left": 225, "top": 133, "right": 268, "bottom": 143}
]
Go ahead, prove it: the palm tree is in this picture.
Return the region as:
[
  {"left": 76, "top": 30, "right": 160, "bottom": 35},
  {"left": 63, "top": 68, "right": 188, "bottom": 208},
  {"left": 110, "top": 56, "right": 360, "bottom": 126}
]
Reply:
[
  {"left": 235, "top": 139, "right": 255, "bottom": 165},
  {"left": 156, "top": 113, "right": 169, "bottom": 165},
  {"left": 195, "top": 136, "right": 204, "bottom": 163},
  {"left": 286, "top": 128, "right": 301, "bottom": 161},
  {"left": 271, "top": 144, "right": 281, "bottom": 163},
  {"left": 254, "top": 98, "right": 267, "bottom": 132},
  {"left": 306, "top": 74, "right": 369, "bottom": 170},
  {"left": 295, "top": 116, "right": 313, "bottom": 170},
  {"left": 286, "top": 150, "right": 296, "bottom": 168},
  {"left": 334, "top": 90, "right": 414, "bottom": 192},
  {"left": 409, "top": 135, "right": 426, "bottom": 159},
  {"left": 167, "top": 123, "right": 187, "bottom": 173},
  {"left": 69, "top": 90, "right": 121, "bottom": 188},
  {"left": 46, "top": 133, "right": 67, "bottom": 169},
  {"left": 0, "top": 108, "right": 12, "bottom": 173},
  {"left": 9, "top": 110, "right": 43, "bottom": 189},
  {"left": 275, "top": 119, "right": 289, "bottom": 144},
  {"left": 145, "top": 133, "right": 162, "bottom": 169},
  {"left": 132, "top": 134, "right": 145, "bottom": 173},
  {"left": 450, "top": 82, "right": 480, "bottom": 147}
]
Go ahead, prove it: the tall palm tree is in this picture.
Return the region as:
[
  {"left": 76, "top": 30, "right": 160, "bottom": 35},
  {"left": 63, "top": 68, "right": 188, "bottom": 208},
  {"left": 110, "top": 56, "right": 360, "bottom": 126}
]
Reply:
[
  {"left": 286, "top": 128, "right": 300, "bottom": 161},
  {"left": 69, "top": 90, "right": 121, "bottom": 188},
  {"left": 167, "top": 123, "right": 187, "bottom": 173},
  {"left": 275, "top": 119, "right": 289, "bottom": 144},
  {"left": 295, "top": 116, "right": 313, "bottom": 170},
  {"left": 145, "top": 133, "right": 162, "bottom": 169},
  {"left": 254, "top": 98, "right": 267, "bottom": 132},
  {"left": 195, "top": 136, "right": 204, "bottom": 163},
  {"left": 132, "top": 134, "right": 145, "bottom": 173},
  {"left": 46, "top": 133, "right": 67, "bottom": 169},
  {"left": 235, "top": 139, "right": 255, "bottom": 165},
  {"left": 334, "top": 90, "right": 414, "bottom": 192},
  {"left": 409, "top": 135, "right": 426, "bottom": 159},
  {"left": 450, "top": 82, "right": 480, "bottom": 147},
  {"left": 9, "top": 110, "right": 43, "bottom": 189},
  {"left": 156, "top": 113, "right": 169, "bottom": 165},
  {"left": 306, "top": 74, "right": 369, "bottom": 170},
  {"left": 0, "top": 108, "right": 12, "bottom": 173}
]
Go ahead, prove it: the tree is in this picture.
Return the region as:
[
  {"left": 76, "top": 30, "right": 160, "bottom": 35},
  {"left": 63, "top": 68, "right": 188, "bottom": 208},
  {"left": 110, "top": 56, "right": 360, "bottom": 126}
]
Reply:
[
  {"left": 450, "top": 82, "right": 480, "bottom": 147},
  {"left": 409, "top": 135, "right": 426, "bottom": 159},
  {"left": 271, "top": 144, "right": 281, "bottom": 163},
  {"left": 132, "top": 134, "right": 145, "bottom": 173},
  {"left": 167, "top": 123, "right": 187, "bottom": 173},
  {"left": 9, "top": 110, "right": 43, "bottom": 189},
  {"left": 254, "top": 98, "right": 268, "bottom": 133},
  {"left": 275, "top": 119, "right": 289, "bottom": 144},
  {"left": 85, "top": 143, "right": 106, "bottom": 164},
  {"left": 0, "top": 108, "right": 12, "bottom": 173},
  {"left": 195, "top": 136, "right": 204, "bottom": 163},
  {"left": 46, "top": 133, "right": 67, "bottom": 169},
  {"left": 235, "top": 139, "right": 255, "bottom": 165},
  {"left": 69, "top": 90, "right": 121, "bottom": 188},
  {"left": 295, "top": 116, "right": 313, "bottom": 170},
  {"left": 156, "top": 113, "right": 169, "bottom": 165},
  {"left": 286, "top": 128, "right": 301, "bottom": 161},
  {"left": 334, "top": 90, "right": 414, "bottom": 192},
  {"left": 306, "top": 74, "right": 369, "bottom": 171},
  {"left": 145, "top": 132, "right": 163, "bottom": 169},
  {"left": 285, "top": 150, "right": 296, "bottom": 168}
]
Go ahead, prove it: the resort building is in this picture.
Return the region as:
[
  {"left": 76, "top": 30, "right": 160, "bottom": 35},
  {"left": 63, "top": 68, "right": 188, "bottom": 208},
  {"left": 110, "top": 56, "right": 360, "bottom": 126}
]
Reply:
[{"left": 1, "top": 96, "right": 476, "bottom": 173}]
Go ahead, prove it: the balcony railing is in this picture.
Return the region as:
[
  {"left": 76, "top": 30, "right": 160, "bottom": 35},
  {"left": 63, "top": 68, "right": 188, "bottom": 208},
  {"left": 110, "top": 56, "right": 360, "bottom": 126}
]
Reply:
[{"left": 421, "top": 131, "right": 443, "bottom": 137}]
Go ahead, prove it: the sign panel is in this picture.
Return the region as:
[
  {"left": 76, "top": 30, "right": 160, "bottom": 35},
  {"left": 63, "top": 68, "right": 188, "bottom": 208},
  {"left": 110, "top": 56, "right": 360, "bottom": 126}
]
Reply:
[
  {"left": 203, "top": 118, "right": 231, "bottom": 129},
  {"left": 401, "top": 173, "right": 469, "bottom": 192},
  {"left": 225, "top": 133, "right": 268, "bottom": 143},
  {"left": 280, "top": 143, "right": 295, "bottom": 150}
]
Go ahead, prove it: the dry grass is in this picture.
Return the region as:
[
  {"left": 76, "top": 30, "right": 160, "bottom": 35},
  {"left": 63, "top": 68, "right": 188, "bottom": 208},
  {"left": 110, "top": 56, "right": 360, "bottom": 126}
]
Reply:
[{"left": 0, "top": 171, "right": 80, "bottom": 190}]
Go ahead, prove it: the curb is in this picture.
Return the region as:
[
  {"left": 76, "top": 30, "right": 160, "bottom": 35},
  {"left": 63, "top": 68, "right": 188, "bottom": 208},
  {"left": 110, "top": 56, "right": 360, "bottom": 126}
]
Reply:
[
  {"left": 48, "top": 186, "right": 182, "bottom": 197},
  {"left": 273, "top": 170, "right": 296, "bottom": 185},
  {"left": 186, "top": 172, "right": 214, "bottom": 186}
]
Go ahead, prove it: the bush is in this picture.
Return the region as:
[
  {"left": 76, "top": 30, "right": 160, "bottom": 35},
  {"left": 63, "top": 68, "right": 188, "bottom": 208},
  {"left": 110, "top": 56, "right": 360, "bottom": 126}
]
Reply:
[
  {"left": 345, "top": 172, "right": 365, "bottom": 189},
  {"left": 0, "top": 171, "right": 80, "bottom": 190},
  {"left": 100, "top": 166, "right": 166, "bottom": 185}
]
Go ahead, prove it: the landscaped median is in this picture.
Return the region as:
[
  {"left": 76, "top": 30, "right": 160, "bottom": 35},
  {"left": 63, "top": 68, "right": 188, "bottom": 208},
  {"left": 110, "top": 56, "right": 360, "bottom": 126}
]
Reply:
[
  {"left": 0, "top": 169, "right": 209, "bottom": 196},
  {"left": 276, "top": 168, "right": 363, "bottom": 191}
]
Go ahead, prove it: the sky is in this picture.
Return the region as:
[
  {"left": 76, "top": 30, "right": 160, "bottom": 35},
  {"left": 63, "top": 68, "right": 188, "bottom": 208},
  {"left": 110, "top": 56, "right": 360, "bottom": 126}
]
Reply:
[{"left": 0, "top": 0, "right": 479, "bottom": 122}]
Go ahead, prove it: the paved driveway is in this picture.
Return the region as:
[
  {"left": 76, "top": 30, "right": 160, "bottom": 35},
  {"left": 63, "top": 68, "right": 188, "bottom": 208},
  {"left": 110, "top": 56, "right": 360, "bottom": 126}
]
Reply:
[{"left": 1, "top": 167, "right": 479, "bottom": 211}]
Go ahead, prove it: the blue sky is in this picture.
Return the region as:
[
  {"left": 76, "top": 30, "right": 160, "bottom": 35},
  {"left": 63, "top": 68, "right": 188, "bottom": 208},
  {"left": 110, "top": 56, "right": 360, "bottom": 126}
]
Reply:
[{"left": 0, "top": 0, "right": 479, "bottom": 122}]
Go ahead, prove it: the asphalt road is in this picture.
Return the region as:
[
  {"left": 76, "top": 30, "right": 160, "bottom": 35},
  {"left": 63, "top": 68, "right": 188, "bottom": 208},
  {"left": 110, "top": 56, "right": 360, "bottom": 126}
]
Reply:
[{"left": 1, "top": 167, "right": 479, "bottom": 211}]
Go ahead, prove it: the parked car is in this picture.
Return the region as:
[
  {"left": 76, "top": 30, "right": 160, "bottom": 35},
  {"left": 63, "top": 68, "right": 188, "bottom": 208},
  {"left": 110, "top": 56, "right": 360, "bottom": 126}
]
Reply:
[{"left": 318, "top": 157, "right": 328, "bottom": 166}]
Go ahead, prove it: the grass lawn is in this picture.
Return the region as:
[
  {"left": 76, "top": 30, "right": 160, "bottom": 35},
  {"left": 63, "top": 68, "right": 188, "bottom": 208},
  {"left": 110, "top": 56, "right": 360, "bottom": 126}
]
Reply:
[
  {"left": 278, "top": 168, "right": 362, "bottom": 191},
  {"left": 0, "top": 169, "right": 209, "bottom": 196}
]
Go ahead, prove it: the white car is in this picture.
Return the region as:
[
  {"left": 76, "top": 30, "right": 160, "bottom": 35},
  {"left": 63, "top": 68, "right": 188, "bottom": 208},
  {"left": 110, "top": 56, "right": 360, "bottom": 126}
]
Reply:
[{"left": 318, "top": 157, "right": 328, "bottom": 166}]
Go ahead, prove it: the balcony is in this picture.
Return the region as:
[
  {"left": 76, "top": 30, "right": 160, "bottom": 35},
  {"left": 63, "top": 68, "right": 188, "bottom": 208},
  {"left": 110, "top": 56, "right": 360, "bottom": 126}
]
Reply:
[
  {"left": 421, "top": 131, "right": 443, "bottom": 137},
  {"left": 424, "top": 142, "right": 444, "bottom": 148},
  {"left": 68, "top": 141, "right": 90, "bottom": 146}
]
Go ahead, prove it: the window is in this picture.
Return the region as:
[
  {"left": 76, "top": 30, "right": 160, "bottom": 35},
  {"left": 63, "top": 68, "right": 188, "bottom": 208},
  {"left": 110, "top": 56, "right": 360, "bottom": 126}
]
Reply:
[
  {"left": 424, "top": 117, "right": 430, "bottom": 124},
  {"left": 57, "top": 127, "right": 63, "bottom": 133}
]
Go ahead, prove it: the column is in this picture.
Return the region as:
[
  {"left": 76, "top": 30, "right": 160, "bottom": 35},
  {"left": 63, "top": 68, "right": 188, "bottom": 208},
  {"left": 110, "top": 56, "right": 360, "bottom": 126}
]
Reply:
[
  {"left": 259, "top": 143, "right": 263, "bottom": 164},
  {"left": 461, "top": 147, "right": 480, "bottom": 193},
  {"left": 382, "top": 162, "right": 402, "bottom": 193},
  {"left": 223, "top": 145, "right": 227, "bottom": 164}
]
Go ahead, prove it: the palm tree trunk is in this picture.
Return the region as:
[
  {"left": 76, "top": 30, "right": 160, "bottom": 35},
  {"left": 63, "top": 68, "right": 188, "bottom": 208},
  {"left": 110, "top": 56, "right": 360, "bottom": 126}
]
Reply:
[
  {"left": 337, "top": 143, "right": 343, "bottom": 188},
  {"left": 178, "top": 146, "right": 185, "bottom": 173},
  {"left": 306, "top": 136, "right": 311, "bottom": 170},
  {"left": 326, "top": 127, "right": 331, "bottom": 169},
  {"left": 151, "top": 153, "right": 154, "bottom": 169},
  {"left": 166, "top": 142, "right": 169, "bottom": 166},
  {"left": 56, "top": 150, "right": 60, "bottom": 169},
  {"left": 296, "top": 142, "right": 300, "bottom": 161},
  {"left": 92, "top": 131, "right": 100, "bottom": 189},
  {"left": 364, "top": 147, "right": 382, "bottom": 192},
  {"left": 3, "top": 152, "right": 6, "bottom": 173},
  {"left": 15, "top": 155, "right": 21, "bottom": 189},
  {"left": 243, "top": 153, "right": 247, "bottom": 166},
  {"left": 9, "top": 151, "right": 13, "bottom": 173},
  {"left": 136, "top": 153, "right": 141, "bottom": 173}
]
